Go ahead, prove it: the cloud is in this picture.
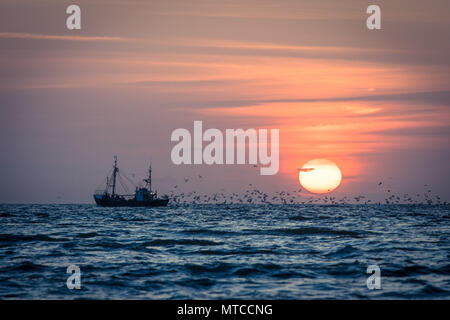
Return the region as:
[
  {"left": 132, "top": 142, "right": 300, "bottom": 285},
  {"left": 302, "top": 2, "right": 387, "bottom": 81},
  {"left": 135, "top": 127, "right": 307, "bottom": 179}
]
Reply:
[
  {"left": 125, "top": 79, "right": 245, "bottom": 87},
  {"left": 364, "top": 125, "right": 450, "bottom": 137},
  {"left": 298, "top": 168, "right": 315, "bottom": 172},
  {"left": 185, "top": 90, "right": 450, "bottom": 110},
  {"left": 0, "top": 32, "right": 127, "bottom": 42},
  {"left": 251, "top": 91, "right": 450, "bottom": 105}
]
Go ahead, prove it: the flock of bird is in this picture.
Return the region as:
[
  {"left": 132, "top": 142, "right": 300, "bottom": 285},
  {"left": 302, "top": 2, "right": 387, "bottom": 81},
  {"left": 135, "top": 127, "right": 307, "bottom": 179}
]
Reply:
[{"left": 165, "top": 176, "right": 447, "bottom": 206}]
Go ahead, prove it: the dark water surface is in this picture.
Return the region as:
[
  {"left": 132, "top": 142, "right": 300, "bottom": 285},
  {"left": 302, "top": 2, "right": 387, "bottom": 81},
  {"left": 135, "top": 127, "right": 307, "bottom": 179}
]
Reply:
[{"left": 0, "top": 204, "right": 449, "bottom": 299}]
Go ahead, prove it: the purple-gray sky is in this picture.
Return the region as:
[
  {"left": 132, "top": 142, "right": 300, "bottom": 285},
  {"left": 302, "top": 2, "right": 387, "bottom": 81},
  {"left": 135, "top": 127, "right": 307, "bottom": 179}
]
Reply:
[{"left": 0, "top": 0, "right": 449, "bottom": 203}]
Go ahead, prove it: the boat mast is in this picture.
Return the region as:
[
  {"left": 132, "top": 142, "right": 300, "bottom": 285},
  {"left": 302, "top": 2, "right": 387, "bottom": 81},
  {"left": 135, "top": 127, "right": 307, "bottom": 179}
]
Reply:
[
  {"left": 112, "top": 156, "right": 118, "bottom": 196},
  {"left": 143, "top": 163, "right": 152, "bottom": 193},
  {"left": 148, "top": 164, "right": 152, "bottom": 192}
]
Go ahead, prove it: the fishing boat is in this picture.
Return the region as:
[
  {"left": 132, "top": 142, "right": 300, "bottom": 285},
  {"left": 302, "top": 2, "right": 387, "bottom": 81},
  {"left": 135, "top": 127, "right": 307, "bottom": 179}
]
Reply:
[{"left": 93, "top": 156, "right": 169, "bottom": 207}]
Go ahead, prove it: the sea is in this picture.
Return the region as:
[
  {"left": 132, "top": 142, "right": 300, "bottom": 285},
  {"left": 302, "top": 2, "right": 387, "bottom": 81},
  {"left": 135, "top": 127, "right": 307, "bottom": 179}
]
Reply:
[{"left": 0, "top": 204, "right": 449, "bottom": 299}]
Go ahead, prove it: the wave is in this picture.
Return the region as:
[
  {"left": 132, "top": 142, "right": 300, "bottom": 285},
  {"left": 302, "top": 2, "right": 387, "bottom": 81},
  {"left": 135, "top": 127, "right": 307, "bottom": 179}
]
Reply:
[
  {"left": 232, "top": 263, "right": 283, "bottom": 277},
  {"left": 418, "top": 284, "right": 449, "bottom": 296},
  {"left": 259, "top": 227, "right": 363, "bottom": 238},
  {"left": 77, "top": 232, "right": 100, "bottom": 239},
  {"left": 288, "top": 215, "right": 310, "bottom": 221},
  {"left": 145, "top": 239, "right": 222, "bottom": 246},
  {"left": 0, "top": 212, "right": 14, "bottom": 217},
  {"left": 198, "top": 248, "right": 278, "bottom": 256},
  {"left": 324, "top": 261, "right": 364, "bottom": 276},
  {"left": 174, "top": 278, "right": 216, "bottom": 289},
  {"left": 325, "top": 245, "right": 360, "bottom": 258},
  {"left": 181, "top": 228, "right": 237, "bottom": 236},
  {"left": 0, "top": 233, "right": 69, "bottom": 242},
  {"left": 383, "top": 264, "right": 450, "bottom": 277},
  {"left": 185, "top": 262, "right": 236, "bottom": 275},
  {"left": 1, "top": 261, "right": 47, "bottom": 272}
]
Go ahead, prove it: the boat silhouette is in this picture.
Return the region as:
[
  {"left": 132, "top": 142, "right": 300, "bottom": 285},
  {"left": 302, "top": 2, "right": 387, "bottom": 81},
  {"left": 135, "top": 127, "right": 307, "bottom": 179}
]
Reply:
[{"left": 93, "top": 156, "right": 169, "bottom": 207}]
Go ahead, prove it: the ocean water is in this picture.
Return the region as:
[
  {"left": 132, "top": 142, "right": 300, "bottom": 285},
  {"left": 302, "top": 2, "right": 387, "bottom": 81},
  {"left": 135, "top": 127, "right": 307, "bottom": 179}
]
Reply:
[{"left": 0, "top": 204, "right": 449, "bottom": 299}]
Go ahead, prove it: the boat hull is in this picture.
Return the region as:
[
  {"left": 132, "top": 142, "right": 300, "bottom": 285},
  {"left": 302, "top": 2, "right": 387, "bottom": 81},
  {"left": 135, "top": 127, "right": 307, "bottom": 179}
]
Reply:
[{"left": 93, "top": 194, "right": 169, "bottom": 207}]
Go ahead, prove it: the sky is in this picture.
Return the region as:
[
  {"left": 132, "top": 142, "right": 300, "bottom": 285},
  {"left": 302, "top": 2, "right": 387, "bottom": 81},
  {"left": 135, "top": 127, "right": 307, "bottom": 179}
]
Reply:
[{"left": 0, "top": 0, "right": 449, "bottom": 203}]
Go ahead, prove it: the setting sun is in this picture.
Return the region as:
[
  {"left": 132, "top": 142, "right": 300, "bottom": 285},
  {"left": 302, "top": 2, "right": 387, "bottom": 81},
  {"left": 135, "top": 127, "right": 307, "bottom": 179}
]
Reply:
[{"left": 299, "top": 159, "right": 342, "bottom": 194}]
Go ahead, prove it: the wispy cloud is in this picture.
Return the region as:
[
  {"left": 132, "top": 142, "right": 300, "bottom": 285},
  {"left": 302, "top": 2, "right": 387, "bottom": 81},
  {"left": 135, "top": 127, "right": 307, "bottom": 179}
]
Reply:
[
  {"left": 0, "top": 32, "right": 127, "bottom": 42},
  {"left": 189, "top": 91, "right": 450, "bottom": 110},
  {"left": 124, "top": 79, "right": 244, "bottom": 87},
  {"left": 364, "top": 125, "right": 450, "bottom": 137}
]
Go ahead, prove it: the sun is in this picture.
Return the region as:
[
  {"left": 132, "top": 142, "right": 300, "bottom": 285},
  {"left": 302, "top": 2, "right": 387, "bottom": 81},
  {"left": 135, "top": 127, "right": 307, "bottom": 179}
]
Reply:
[{"left": 298, "top": 159, "right": 342, "bottom": 194}]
